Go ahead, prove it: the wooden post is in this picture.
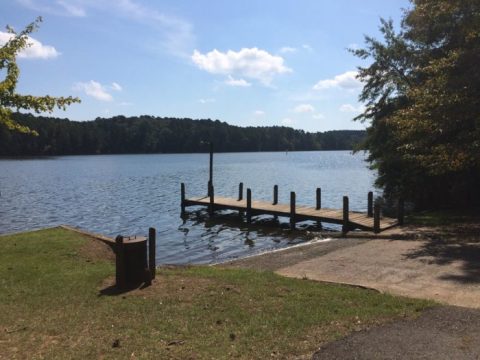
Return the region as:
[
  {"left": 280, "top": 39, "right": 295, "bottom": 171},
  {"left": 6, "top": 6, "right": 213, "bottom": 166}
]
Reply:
[
  {"left": 209, "top": 184, "right": 215, "bottom": 216},
  {"left": 367, "top": 191, "right": 373, "bottom": 217},
  {"left": 209, "top": 142, "right": 213, "bottom": 186},
  {"left": 290, "top": 191, "right": 296, "bottom": 230},
  {"left": 208, "top": 180, "right": 212, "bottom": 197},
  {"left": 397, "top": 198, "right": 405, "bottom": 225},
  {"left": 374, "top": 203, "right": 381, "bottom": 233},
  {"left": 316, "top": 188, "right": 322, "bottom": 229},
  {"left": 115, "top": 235, "right": 125, "bottom": 289},
  {"left": 342, "top": 196, "right": 349, "bottom": 235},
  {"left": 316, "top": 188, "right": 321, "bottom": 210},
  {"left": 238, "top": 182, "right": 243, "bottom": 201},
  {"left": 180, "top": 183, "right": 186, "bottom": 216},
  {"left": 273, "top": 185, "right": 278, "bottom": 205},
  {"left": 148, "top": 228, "right": 156, "bottom": 280},
  {"left": 246, "top": 188, "right": 252, "bottom": 223}
]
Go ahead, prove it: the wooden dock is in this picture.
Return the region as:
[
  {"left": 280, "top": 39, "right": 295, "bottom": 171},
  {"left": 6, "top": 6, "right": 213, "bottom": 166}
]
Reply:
[{"left": 181, "top": 183, "right": 403, "bottom": 234}]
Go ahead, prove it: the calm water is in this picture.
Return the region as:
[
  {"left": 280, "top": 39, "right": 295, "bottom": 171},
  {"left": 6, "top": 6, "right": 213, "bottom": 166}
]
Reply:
[{"left": 0, "top": 151, "right": 377, "bottom": 264}]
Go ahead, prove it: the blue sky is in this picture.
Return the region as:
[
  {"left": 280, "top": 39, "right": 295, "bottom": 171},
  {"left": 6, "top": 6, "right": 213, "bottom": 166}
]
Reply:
[{"left": 1, "top": 0, "right": 409, "bottom": 132}]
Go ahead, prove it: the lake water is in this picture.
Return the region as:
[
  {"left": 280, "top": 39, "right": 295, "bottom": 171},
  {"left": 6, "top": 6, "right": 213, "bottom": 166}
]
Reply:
[{"left": 0, "top": 151, "right": 377, "bottom": 264}]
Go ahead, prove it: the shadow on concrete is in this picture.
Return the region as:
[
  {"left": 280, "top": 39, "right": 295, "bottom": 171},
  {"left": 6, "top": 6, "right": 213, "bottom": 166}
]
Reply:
[{"left": 403, "top": 223, "right": 480, "bottom": 284}]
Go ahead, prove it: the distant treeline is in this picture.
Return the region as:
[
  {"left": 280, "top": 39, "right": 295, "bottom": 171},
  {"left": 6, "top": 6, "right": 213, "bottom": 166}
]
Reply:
[{"left": 0, "top": 113, "right": 366, "bottom": 156}]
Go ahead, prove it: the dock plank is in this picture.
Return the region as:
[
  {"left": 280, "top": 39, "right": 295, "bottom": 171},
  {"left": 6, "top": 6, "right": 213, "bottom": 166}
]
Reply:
[{"left": 185, "top": 195, "right": 399, "bottom": 233}]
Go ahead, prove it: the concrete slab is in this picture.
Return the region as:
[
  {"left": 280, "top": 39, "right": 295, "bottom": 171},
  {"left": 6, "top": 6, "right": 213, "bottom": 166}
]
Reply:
[{"left": 276, "top": 239, "right": 480, "bottom": 308}]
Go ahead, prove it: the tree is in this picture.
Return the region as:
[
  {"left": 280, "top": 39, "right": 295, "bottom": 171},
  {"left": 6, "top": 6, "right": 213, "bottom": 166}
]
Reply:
[
  {"left": 0, "top": 17, "right": 80, "bottom": 134},
  {"left": 353, "top": 0, "right": 480, "bottom": 208}
]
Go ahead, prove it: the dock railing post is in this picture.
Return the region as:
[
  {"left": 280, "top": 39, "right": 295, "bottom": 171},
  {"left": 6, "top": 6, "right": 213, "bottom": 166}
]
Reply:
[
  {"left": 238, "top": 182, "right": 243, "bottom": 201},
  {"left": 148, "top": 227, "right": 156, "bottom": 280},
  {"left": 367, "top": 191, "right": 373, "bottom": 217},
  {"left": 246, "top": 188, "right": 252, "bottom": 223},
  {"left": 397, "top": 198, "right": 404, "bottom": 225},
  {"left": 342, "top": 196, "right": 350, "bottom": 235},
  {"left": 374, "top": 203, "right": 381, "bottom": 233},
  {"left": 316, "top": 188, "right": 322, "bottom": 229},
  {"left": 208, "top": 180, "right": 212, "bottom": 197},
  {"left": 181, "top": 183, "right": 186, "bottom": 216},
  {"left": 209, "top": 184, "right": 215, "bottom": 216},
  {"left": 290, "top": 191, "right": 296, "bottom": 230},
  {"left": 273, "top": 185, "right": 278, "bottom": 205},
  {"left": 115, "top": 235, "right": 125, "bottom": 289},
  {"left": 316, "top": 188, "right": 321, "bottom": 210}
]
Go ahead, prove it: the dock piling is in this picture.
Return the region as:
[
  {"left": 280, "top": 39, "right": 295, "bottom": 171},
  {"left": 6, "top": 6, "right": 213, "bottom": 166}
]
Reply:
[
  {"left": 180, "top": 183, "right": 186, "bottom": 216},
  {"left": 238, "top": 182, "right": 243, "bottom": 201},
  {"left": 342, "top": 196, "right": 349, "bottom": 235},
  {"left": 374, "top": 203, "right": 381, "bottom": 233},
  {"left": 316, "top": 188, "right": 321, "bottom": 210},
  {"left": 316, "top": 188, "right": 322, "bottom": 229},
  {"left": 246, "top": 188, "right": 252, "bottom": 223},
  {"left": 367, "top": 191, "right": 373, "bottom": 217},
  {"left": 209, "top": 184, "right": 215, "bottom": 216},
  {"left": 273, "top": 185, "right": 278, "bottom": 205},
  {"left": 290, "top": 191, "right": 296, "bottom": 230}
]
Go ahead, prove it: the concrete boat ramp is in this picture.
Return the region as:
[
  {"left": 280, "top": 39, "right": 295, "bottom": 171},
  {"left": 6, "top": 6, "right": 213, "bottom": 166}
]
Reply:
[{"left": 222, "top": 232, "right": 480, "bottom": 309}]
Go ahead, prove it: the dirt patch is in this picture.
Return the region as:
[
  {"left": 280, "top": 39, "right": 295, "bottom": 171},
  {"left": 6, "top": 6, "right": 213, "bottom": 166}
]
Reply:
[
  {"left": 78, "top": 235, "right": 115, "bottom": 263},
  {"left": 313, "top": 306, "right": 480, "bottom": 360}
]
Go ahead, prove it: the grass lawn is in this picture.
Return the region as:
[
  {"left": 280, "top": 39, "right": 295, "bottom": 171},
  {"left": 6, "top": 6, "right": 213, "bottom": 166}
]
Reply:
[
  {"left": 407, "top": 208, "right": 480, "bottom": 227},
  {"left": 0, "top": 228, "right": 433, "bottom": 359}
]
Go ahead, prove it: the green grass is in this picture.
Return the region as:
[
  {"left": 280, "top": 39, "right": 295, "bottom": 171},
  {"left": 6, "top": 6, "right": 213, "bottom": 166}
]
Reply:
[
  {"left": 407, "top": 208, "right": 480, "bottom": 227},
  {"left": 0, "top": 228, "right": 434, "bottom": 359}
]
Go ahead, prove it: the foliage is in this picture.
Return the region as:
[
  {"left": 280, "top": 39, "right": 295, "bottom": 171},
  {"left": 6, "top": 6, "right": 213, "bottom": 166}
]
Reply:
[
  {"left": 0, "top": 227, "right": 432, "bottom": 359},
  {"left": 0, "top": 112, "right": 366, "bottom": 155},
  {"left": 0, "top": 17, "right": 80, "bottom": 134},
  {"left": 353, "top": 0, "right": 480, "bottom": 208}
]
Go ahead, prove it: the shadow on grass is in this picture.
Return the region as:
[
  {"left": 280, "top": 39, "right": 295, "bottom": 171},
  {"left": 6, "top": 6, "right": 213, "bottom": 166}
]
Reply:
[{"left": 98, "top": 282, "right": 151, "bottom": 296}]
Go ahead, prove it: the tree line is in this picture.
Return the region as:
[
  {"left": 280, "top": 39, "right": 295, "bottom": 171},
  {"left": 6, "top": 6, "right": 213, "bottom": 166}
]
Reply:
[
  {"left": 353, "top": 0, "right": 480, "bottom": 209},
  {"left": 0, "top": 113, "right": 366, "bottom": 156}
]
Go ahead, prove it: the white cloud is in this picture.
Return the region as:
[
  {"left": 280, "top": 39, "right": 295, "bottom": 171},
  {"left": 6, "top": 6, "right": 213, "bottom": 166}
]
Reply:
[
  {"left": 73, "top": 80, "right": 114, "bottom": 102},
  {"left": 0, "top": 32, "right": 60, "bottom": 59},
  {"left": 110, "top": 82, "right": 122, "bottom": 91},
  {"left": 281, "top": 118, "right": 293, "bottom": 126},
  {"left": 191, "top": 47, "right": 291, "bottom": 85},
  {"left": 313, "top": 70, "right": 362, "bottom": 90},
  {"left": 313, "top": 113, "right": 325, "bottom": 119},
  {"left": 56, "top": 0, "right": 87, "bottom": 16},
  {"left": 225, "top": 75, "right": 251, "bottom": 87},
  {"left": 339, "top": 103, "right": 365, "bottom": 113},
  {"left": 198, "top": 98, "right": 216, "bottom": 104},
  {"left": 112, "top": 0, "right": 194, "bottom": 57},
  {"left": 17, "top": 0, "right": 86, "bottom": 17},
  {"left": 279, "top": 46, "right": 297, "bottom": 54},
  {"left": 253, "top": 110, "right": 265, "bottom": 117},
  {"left": 17, "top": 0, "right": 195, "bottom": 57},
  {"left": 293, "top": 103, "right": 315, "bottom": 113},
  {"left": 302, "top": 44, "right": 313, "bottom": 52}
]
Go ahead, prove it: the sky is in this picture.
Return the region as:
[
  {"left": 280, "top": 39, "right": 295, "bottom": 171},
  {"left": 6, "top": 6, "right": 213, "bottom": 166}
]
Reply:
[{"left": 1, "top": 0, "right": 410, "bottom": 132}]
